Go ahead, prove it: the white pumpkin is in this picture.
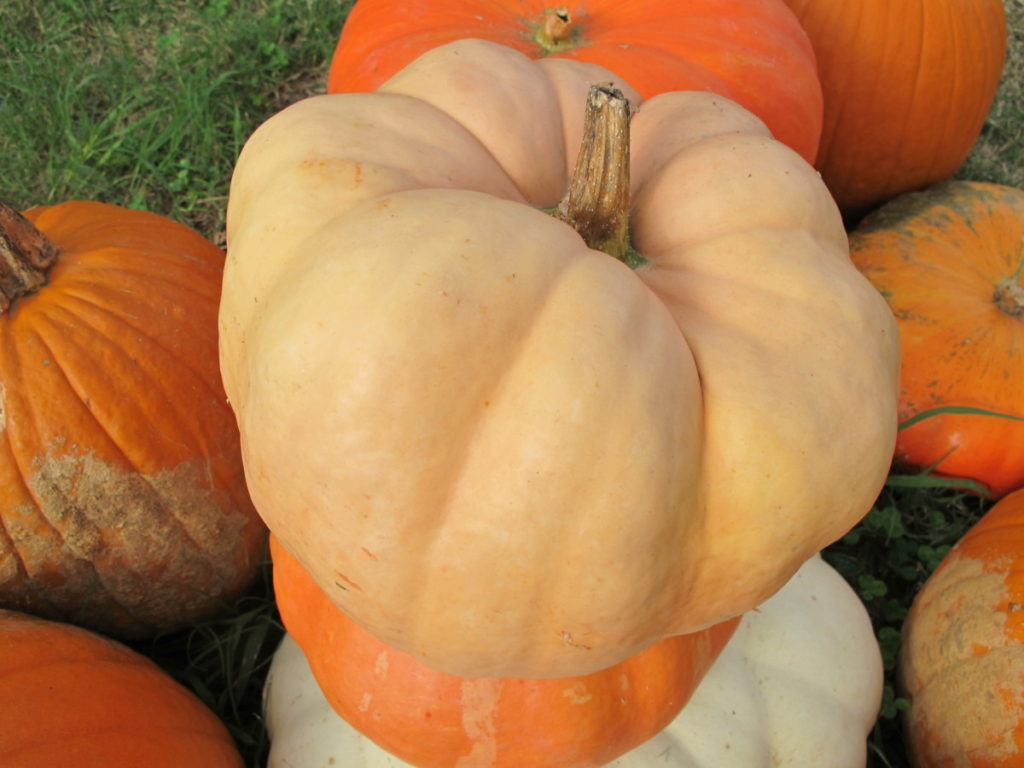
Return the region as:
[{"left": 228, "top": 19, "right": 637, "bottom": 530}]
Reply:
[{"left": 263, "top": 554, "right": 882, "bottom": 767}]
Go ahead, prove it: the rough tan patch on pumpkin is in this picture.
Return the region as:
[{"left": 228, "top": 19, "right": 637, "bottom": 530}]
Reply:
[
  {"left": 0, "top": 533, "right": 16, "bottom": 586},
  {"left": 5, "top": 451, "right": 253, "bottom": 637},
  {"left": 902, "top": 554, "right": 1009, "bottom": 692},
  {"left": 908, "top": 646, "right": 1024, "bottom": 765}
]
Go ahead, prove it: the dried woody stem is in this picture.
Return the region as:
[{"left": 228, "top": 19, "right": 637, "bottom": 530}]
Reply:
[
  {"left": 555, "top": 83, "right": 634, "bottom": 263},
  {"left": 0, "top": 200, "right": 60, "bottom": 313}
]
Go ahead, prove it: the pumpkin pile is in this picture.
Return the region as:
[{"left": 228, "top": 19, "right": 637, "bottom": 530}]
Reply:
[
  {"left": 225, "top": 1, "right": 904, "bottom": 762},
  {"left": 265, "top": 552, "right": 883, "bottom": 767},
  {"left": 1, "top": 0, "right": 1017, "bottom": 765},
  {"left": 222, "top": 37, "right": 899, "bottom": 682}
]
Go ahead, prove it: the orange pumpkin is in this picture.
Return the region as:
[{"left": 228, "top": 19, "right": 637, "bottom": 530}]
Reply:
[
  {"left": 850, "top": 181, "right": 1024, "bottom": 499},
  {"left": 900, "top": 487, "right": 1024, "bottom": 766},
  {"left": 271, "top": 535, "right": 740, "bottom": 768},
  {"left": 0, "top": 608, "right": 243, "bottom": 767},
  {"left": 0, "top": 200, "right": 265, "bottom": 638},
  {"left": 326, "top": 0, "right": 823, "bottom": 164},
  {"left": 780, "top": 0, "right": 1007, "bottom": 219}
]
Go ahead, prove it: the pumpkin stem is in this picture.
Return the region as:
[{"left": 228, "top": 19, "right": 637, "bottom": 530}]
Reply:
[
  {"left": 0, "top": 200, "right": 60, "bottom": 313},
  {"left": 533, "top": 7, "right": 584, "bottom": 52},
  {"left": 542, "top": 7, "right": 572, "bottom": 42},
  {"left": 555, "top": 83, "right": 638, "bottom": 266},
  {"left": 994, "top": 258, "right": 1024, "bottom": 317}
]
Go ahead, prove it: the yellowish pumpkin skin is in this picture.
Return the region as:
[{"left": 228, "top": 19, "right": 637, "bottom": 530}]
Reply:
[{"left": 221, "top": 40, "right": 900, "bottom": 679}]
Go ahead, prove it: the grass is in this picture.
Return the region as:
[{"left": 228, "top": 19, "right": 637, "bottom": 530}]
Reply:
[
  {"left": 1, "top": 0, "right": 352, "bottom": 244},
  {"left": 823, "top": 482, "right": 991, "bottom": 767},
  {"left": 957, "top": 0, "right": 1024, "bottom": 188},
  {"left": 0, "top": 2, "right": 1021, "bottom": 767}
]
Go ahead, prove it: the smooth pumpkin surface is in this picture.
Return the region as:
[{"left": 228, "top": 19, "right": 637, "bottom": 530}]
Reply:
[
  {"left": 900, "top": 488, "right": 1024, "bottom": 766},
  {"left": 326, "top": 0, "right": 823, "bottom": 164},
  {"left": 850, "top": 181, "right": 1024, "bottom": 499},
  {"left": 0, "top": 201, "right": 265, "bottom": 638},
  {"left": 0, "top": 608, "right": 243, "bottom": 767},
  {"left": 780, "top": 0, "right": 1007, "bottom": 219},
  {"left": 265, "top": 554, "right": 882, "bottom": 768},
  {"left": 221, "top": 39, "right": 899, "bottom": 679},
  {"left": 271, "top": 535, "right": 740, "bottom": 768}
]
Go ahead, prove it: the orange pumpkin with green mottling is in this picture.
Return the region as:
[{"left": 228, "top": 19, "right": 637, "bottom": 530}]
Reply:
[{"left": 850, "top": 181, "right": 1024, "bottom": 499}]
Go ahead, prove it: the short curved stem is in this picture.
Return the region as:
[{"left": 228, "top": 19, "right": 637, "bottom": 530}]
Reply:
[
  {"left": 0, "top": 200, "right": 60, "bottom": 312},
  {"left": 994, "top": 270, "right": 1024, "bottom": 317},
  {"left": 532, "top": 6, "right": 584, "bottom": 52},
  {"left": 542, "top": 7, "right": 572, "bottom": 43}
]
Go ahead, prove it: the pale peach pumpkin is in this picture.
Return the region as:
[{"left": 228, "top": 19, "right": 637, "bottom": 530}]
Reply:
[{"left": 220, "top": 39, "right": 900, "bottom": 679}]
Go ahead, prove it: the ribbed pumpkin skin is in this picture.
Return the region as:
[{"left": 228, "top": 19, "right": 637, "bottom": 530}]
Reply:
[
  {"left": 900, "top": 488, "right": 1024, "bottom": 766},
  {"left": 0, "top": 201, "right": 265, "bottom": 638},
  {"left": 849, "top": 181, "right": 1024, "bottom": 499},
  {"left": 326, "top": 0, "right": 823, "bottom": 164},
  {"left": 781, "top": 0, "right": 1007, "bottom": 219},
  {"left": 271, "top": 536, "right": 741, "bottom": 768},
  {"left": 222, "top": 39, "right": 899, "bottom": 680},
  {"left": 0, "top": 609, "right": 243, "bottom": 767}
]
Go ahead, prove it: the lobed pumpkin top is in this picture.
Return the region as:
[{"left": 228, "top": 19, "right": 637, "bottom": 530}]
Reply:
[{"left": 221, "top": 39, "right": 899, "bottom": 679}]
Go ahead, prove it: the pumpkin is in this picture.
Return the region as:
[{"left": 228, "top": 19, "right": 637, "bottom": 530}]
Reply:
[
  {"left": 270, "top": 534, "right": 741, "bottom": 768},
  {"left": 849, "top": 180, "right": 1024, "bottom": 499},
  {"left": 899, "top": 487, "right": 1024, "bottom": 766},
  {"left": 220, "top": 38, "right": 900, "bottom": 679},
  {"left": 325, "top": 0, "right": 824, "bottom": 164},
  {"left": 779, "top": 0, "right": 1007, "bottom": 220},
  {"left": 264, "top": 554, "right": 882, "bottom": 768},
  {"left": 0, "top": 608, "right": 243, "bottom": 767},
  {"left": 0, "top": 200, "right": 265, "bottom": 638}
]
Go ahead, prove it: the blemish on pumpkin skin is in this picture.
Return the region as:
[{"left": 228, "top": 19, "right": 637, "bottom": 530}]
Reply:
[
  {"left": 561, "top": 630, "right": 592, "bottom": 650},
  {"left": 8, "top": 452, "right": 257, "bottom": 638},
  {"left": 456, "top": 679, "right": 500, "bottom": 768},
  {"left": 902, "top": 554, "right": 1024, "bottom": 763},
  {"left": 562, "top": 682, "right": 593, "bottom": 705},
  {"left": 362, "top": 547, "right": 378, "bottom": 560},
  {"left": 357, "top": 692, "right": 373, "bottom": 713},
  {"left": 373, "top": 651, "right": 389, "bottom": 679},
  {"left": 335, "top": 571, "right": 362, "bottom": 592}
]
